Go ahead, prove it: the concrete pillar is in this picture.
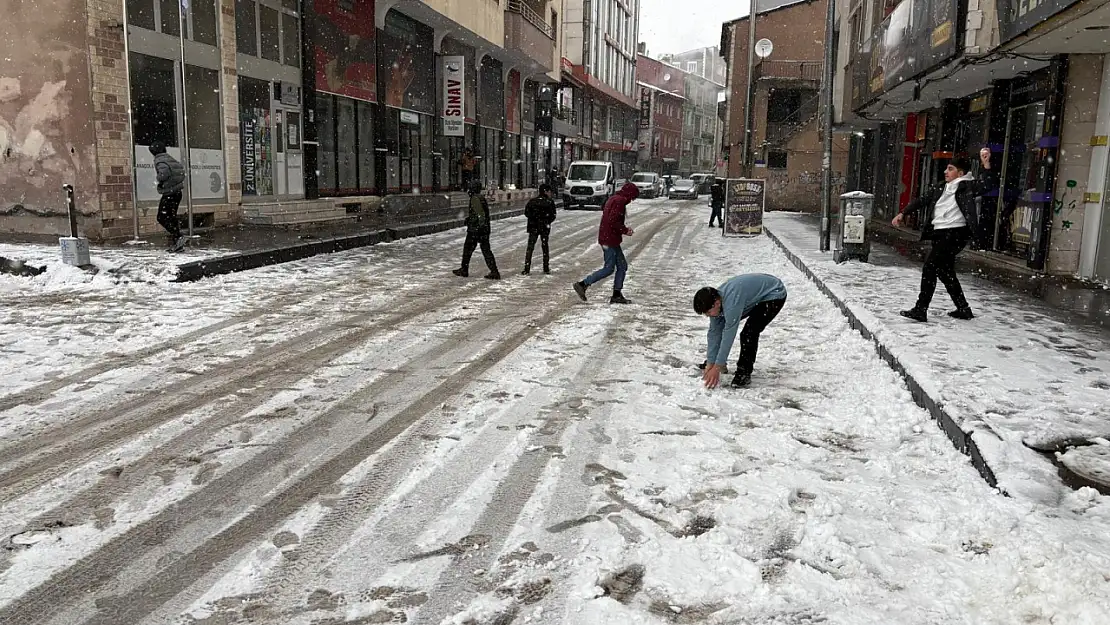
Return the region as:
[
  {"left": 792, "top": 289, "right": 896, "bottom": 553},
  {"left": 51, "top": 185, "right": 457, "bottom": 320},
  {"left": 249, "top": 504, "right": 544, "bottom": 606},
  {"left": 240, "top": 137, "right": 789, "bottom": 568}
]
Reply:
[
  {"left": 219, "top": 0, "right": 242, "bottom": 207},
  {"left": 1080, "top": 53, "right": 1110, "bottom": 278}
]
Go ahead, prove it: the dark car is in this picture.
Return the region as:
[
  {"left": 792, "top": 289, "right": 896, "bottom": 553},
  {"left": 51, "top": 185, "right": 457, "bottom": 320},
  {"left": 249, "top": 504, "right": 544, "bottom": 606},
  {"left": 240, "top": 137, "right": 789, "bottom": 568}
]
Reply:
[{"left": 668, "top": 179, "right": 698, "bottom": 200}]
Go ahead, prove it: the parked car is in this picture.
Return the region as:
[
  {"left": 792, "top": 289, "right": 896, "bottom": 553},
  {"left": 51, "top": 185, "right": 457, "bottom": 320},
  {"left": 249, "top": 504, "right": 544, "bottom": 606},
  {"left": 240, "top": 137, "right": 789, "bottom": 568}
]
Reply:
[
  {"left": 691, "top": 173, "right": 715, "bottom": 195},
  {"left": 564, "top": 161, "right": 616, "bottom": 209},
  {"left": 669, "top": 179, "right": 699, "bottom": 200},
  {"left": 629, "top": 172, "right": 663, "bottom": 198}
]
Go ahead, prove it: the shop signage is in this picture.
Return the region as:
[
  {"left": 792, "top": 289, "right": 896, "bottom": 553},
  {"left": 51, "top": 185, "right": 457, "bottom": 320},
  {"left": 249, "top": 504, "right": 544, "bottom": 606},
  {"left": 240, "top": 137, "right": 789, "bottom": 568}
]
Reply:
[
  {"left": 851, "top": 0, "right": 960, "bottom": 110},
  {"left": 400, "top": 110, "right": 420, "bottom": 125},
  {"left": 999, "top": 0, "right": 1084, "bottom": 43},
  {"left": 133, "top": 146, "right": 226, "bottom": 202},
  {"left": 723, "top": 178, "right": 765, "bottom": 237},
  {"left": 506, "top": 70, "right": 521, "bottom": 134},
  {"left": 640, "top": 87, "right": 651, "bottom": 128},
  {"left": 442, "top": 55, "right": 466, "bottom": 137},
  {"left": 279, "top": 82, "right": 300, "bottom": 106}
]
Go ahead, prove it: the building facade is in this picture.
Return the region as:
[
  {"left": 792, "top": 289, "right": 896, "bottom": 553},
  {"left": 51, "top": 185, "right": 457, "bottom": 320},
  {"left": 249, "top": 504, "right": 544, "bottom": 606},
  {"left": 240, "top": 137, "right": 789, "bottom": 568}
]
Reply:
[
  {"left": 634, "top": 55, "right": 684, "bottom": 175},
  {"left": 0, "top": 0, "right": 567, "bottom": 239},
  {"left": 660, "top": 46, "right": 727, "bottom": 85},
  {"left": 720, "top": 0, "right": 849, "bottom": 211},
  {"left": 678, "top": 70, "right": 724, "bottom": 175},
  {"left": 837, "top": 0, "right": 1110, "bottom": 280},
  {"left": 557, "top": 0, "right": 641, "bottom": 178}
]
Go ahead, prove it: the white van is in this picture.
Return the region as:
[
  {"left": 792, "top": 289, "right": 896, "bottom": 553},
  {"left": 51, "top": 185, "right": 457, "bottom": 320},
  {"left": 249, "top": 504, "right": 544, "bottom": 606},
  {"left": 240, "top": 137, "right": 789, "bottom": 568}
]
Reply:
[{"left": 564, "top": 161, "right": 616, "bottom": 209}]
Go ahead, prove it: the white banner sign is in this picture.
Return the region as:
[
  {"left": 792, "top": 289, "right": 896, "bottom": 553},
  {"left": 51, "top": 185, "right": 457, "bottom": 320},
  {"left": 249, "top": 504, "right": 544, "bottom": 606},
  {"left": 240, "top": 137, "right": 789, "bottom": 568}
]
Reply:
[
  {"left": 442, "top": 55, "right": 466, "bottom": 137},
  {"left": 134, "top": 146, "right": 226, "bottom": 202}
]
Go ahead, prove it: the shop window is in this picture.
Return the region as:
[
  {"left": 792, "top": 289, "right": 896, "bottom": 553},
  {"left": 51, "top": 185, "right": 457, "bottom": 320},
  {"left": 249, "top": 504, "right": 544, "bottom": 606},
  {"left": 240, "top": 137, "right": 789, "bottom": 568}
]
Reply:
[
  {"left": 768, "top": 151, "right": 788, "bottom": 169},
  {"left": 336, "top": 97, "right": 358, "bottom": 191},
  {"left": 237, "top": 0, "right": 258, "bottom": 56},
  {"left": 238, "top": 76, "right": 274, "bottom": 196},
  {"left": 127, "top": 0, "right": 156, "bottom": 30},
  {"left": 768, "top": 89, "right": 803, "bottom": 125},
  {"left": 282, "top": 13, "right": 300, "bottom": 67},
  {"left": 129, "top": 53, "right": 178, "bottom": 147},
  {"left": 159, "top": 0, "right": 180, "bottom": 36},
  {"left": 259, "top": 5, "right": 282, "bottom": 63},
  {"left": 357, "top": 101, "right": 375, "bottom": 193},
  {"left": 185, "top": 66, "right": 222, "bottom": 150},
  {"left": 317, "top": 95, "right": 337, "bottom": 193},
  {"left": 192, "top": 0, "right": 218, "bottom": 46}
]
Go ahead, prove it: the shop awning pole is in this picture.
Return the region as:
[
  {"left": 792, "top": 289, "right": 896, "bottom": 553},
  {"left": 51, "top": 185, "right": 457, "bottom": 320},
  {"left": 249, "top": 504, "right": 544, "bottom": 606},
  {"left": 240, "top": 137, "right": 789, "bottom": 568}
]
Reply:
[
  {"left": 121, "top": 0, "right": 145, "bottom": 244},
  {"left": 179, "top": 0, "right": 194, "bottom": 238}
]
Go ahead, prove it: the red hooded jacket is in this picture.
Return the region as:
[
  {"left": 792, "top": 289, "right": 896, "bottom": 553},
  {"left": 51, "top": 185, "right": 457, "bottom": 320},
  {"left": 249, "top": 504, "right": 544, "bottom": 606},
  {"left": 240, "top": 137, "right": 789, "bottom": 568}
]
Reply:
[{"left": 597, "top": 182, "right": 640, "bottom": 247}]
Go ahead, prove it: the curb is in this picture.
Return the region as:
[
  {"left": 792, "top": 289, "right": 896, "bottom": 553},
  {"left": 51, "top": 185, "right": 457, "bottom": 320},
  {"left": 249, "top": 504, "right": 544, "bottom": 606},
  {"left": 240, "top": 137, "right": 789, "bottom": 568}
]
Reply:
[
  {"left": 762, "top": 225, "right": 1004, "bottom": 494},
  {"left": 174, "top": 207, "right": 526, "bottom": 282}
]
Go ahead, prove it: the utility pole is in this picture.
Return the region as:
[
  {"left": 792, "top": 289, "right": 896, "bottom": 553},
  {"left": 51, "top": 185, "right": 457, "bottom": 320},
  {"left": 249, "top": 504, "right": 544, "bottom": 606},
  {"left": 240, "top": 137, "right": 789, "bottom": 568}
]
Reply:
[
  {"left": 742, "top": 0, "right": 757, "bottom": 177},
  {"left": 819, "top": 0, "right": 835, "bottom": 251},
  {"left": 179, "top": 0, "right": 195, "bottom": 237}
]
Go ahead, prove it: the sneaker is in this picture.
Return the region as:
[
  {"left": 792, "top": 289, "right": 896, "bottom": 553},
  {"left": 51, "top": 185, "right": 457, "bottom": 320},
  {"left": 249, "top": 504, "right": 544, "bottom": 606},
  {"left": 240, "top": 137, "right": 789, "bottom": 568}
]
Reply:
[
  {"left": 452, "top": 268, "right": 469, "bottom": 278},
  {"left": 948, "top": 308, "right": 975, "bottom": 320},
  {"left": 900, "top": 308, "right": 928, "bottom": 323},
  {"left": 573, "top": 282, "right": 588, "bottom": 302},
  {"left": 171, "top": 235, "right": 188, "bottom": 252},
  {"left": 731, "top": 372, "right": 752, "bottom": 388},
  {"left": 485, "top": 272, "right": 501, "bottom": 280},
  {"left": 610, "top": 292, "right": 631, "bottom": 305}
]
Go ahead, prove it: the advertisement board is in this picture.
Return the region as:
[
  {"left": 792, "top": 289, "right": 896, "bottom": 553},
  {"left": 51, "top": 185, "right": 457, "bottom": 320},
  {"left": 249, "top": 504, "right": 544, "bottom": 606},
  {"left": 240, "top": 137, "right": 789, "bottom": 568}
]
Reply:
[
  {"left": 723, "top": 178, "right": 765, "bottom": 237},
  {"left": 313, "top": 0, "right": 377, "bottom": 102},
  {"left": 442, "top": 55, "right": 466, "bottom": 136},
  {"left": 134, "top": 146, "right": 226, "bottom": 202}
]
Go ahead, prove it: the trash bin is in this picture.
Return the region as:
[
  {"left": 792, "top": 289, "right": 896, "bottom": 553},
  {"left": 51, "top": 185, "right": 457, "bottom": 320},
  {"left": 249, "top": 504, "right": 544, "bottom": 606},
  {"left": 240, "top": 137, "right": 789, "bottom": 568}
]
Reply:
[{"left": 833, "top": 191, "right": 874, "bottom": 263}]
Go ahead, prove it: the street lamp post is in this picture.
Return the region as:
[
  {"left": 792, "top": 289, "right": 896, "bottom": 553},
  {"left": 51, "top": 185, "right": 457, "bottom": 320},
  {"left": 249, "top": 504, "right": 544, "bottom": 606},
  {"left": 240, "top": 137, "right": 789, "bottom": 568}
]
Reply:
[
  {"left": 179, "top": 0, "right": 195, "bottom": 238},
  {"left": 819, "top": 0, "right": 835, "bottom": 251}
]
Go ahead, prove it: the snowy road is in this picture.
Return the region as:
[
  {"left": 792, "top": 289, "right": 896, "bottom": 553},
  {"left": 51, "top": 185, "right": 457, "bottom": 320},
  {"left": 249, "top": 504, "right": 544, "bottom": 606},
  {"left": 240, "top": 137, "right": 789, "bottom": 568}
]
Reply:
[{"left": 1, "top": 201, "right": 1108, "bottom": 625}]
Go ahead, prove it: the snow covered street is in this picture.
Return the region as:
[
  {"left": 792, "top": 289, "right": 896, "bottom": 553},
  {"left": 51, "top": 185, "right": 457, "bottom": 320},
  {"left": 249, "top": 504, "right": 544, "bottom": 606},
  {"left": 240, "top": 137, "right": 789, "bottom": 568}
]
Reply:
[{"left": 1, "top": 201, "right": 1109, "bottom": 625}]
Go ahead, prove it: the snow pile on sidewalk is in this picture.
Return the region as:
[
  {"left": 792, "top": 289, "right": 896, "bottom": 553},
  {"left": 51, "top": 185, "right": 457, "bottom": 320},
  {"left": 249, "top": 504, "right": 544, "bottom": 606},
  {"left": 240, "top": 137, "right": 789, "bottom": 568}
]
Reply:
[
  {"left": 0, "top": 242, "right": 187, "bottom": 290},
  {"left": 762, "top": 212, "right": 1110, "bottom": 502}
]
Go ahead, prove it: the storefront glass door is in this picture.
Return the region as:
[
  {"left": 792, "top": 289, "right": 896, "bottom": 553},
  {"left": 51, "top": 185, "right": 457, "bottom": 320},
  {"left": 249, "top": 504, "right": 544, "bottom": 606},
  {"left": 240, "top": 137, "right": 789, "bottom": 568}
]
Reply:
[
  {"left": 994, "top": 102, "right": 1046, "bottom": 259},
  {"left": 399, "top": 121, "right": 421, "bottom": 192}
]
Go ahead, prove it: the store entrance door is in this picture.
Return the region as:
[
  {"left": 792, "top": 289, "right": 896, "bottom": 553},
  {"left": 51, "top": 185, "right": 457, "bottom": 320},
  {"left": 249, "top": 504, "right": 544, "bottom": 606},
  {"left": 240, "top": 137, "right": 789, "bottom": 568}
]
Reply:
[
  {"left": 399, "top": 121, "right": 421, "bottom": 192},
  {"left": 272, "top": 107, "right": 304, "bottom": 196},
  {"left": 994, "top": 102, "right": 1047, "bottom": 260}
]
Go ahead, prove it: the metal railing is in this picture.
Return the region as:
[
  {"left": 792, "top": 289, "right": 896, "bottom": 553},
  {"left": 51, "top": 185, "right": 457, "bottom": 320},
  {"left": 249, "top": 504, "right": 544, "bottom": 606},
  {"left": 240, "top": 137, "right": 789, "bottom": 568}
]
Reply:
[
  {"left": 507, "top": 0, "right": 556, "bottom": 39},
  {"left": 755, "top": 60, "right": 823, "bottom": 82}
]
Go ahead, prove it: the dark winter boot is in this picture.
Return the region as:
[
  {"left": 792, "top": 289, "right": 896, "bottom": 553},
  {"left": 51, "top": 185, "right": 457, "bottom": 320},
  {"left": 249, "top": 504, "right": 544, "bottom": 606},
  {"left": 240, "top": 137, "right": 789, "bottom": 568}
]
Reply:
[
  {"left": 543, "top": 264, "right": 551, "bottom": 275},
  {"left": 731, "top": 372, "right": 752, "bottom": 388},
  {"left": 610, "top": 291, "right": 631, "bottom": 305},
  {"left": 900, "top": 308, "right": 928, "bottom": 323},
  {"left": 948, "top": 308, "right": 975, "bottom": 320},
  {"left": 453, "top": 268, "right": 469, "bottom": 278},
  {"left": 521, "top": 267, "right": 531, "bottom": 276},
  {"left": 485, "top": 271, "right": 501, "bottom": 280},
  {"left": 573, "top": 282, "right": 588, "bottom": 302}
]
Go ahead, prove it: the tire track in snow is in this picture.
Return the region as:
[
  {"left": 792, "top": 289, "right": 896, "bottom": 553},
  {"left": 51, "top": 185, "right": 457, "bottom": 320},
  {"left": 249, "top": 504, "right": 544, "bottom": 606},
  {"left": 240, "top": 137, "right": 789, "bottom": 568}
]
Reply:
[
  {"left": 0, "top": 212, "right": 570, "bottom": 416},
  {"left": 0, "top": 211, "right": 666, "bottom": 625},
  {"left": 0, "top": 216, "right": 605, "bottom": 502}
]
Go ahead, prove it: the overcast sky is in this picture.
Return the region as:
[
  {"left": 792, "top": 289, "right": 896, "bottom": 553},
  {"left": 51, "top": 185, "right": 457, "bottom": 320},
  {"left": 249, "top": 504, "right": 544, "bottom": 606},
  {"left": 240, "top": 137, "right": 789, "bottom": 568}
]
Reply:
[{"left": 638, "top": 0, "right": 751, "bottom": 57}]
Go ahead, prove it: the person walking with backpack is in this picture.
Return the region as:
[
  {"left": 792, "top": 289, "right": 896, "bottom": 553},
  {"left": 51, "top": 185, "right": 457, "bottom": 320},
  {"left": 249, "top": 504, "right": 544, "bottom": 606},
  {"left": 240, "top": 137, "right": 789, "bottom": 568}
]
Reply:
[
  {"left": 150, "top": 142, "right": 188, "bottom": 252},
  {"left": 572, "top": 182, "right": 640, "bottom": 305},
  {"left": 453, "top": 180, "right": 501, "bottom": 280},
  {"left": 522, "top": 184, "right": 557, "bottom": 275},
  {"left": 709, "top": 180, "right": 725, "bottom": 229},
  {"left": 892, "top": 148, "right": 997, "bottom": 322}
]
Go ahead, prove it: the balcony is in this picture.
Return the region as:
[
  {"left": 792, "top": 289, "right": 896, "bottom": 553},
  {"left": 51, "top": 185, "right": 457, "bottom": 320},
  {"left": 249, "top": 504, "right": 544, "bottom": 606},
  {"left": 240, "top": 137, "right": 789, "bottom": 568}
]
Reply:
[
  {"left": 505, "top": 0, "right": 555, "bottom": 70},
  {"left": 755, "top": 60, "right": 822, "bottom": 85}
]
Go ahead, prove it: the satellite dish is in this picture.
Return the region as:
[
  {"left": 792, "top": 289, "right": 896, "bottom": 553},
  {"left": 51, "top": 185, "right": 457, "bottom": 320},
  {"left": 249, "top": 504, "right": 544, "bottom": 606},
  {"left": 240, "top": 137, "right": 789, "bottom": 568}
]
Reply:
[
  {"left": 755, "top": 38, "right": 774, "bottom": 59},
  {"left": 663, "top": 73, "right": 672, "bottom": 81}
]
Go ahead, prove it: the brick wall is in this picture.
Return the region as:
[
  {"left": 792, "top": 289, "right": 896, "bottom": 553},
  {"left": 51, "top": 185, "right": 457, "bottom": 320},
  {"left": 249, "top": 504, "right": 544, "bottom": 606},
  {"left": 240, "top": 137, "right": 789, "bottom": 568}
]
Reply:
[{"left": 86, "top": 0, "right": 134, "bottom": 240}]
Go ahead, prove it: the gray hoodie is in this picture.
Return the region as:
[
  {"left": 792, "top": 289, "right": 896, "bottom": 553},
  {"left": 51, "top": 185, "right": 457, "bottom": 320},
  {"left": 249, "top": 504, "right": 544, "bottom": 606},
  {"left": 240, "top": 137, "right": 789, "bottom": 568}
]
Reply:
[{"left": 155, "top": 153, "right": 186, "bottom": 195}]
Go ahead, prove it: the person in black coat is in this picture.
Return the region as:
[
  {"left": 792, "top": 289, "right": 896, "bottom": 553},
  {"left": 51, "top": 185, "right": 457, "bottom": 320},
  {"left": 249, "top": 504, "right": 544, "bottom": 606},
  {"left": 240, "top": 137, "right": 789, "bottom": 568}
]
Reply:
[
  {"left": 522, "top": 184, "right": 558, "bottom": 275},
  {"left": 709, "top": 180, "right": 725, "bottom": 228},
  {"left": 892, "top": 148, "right": 997, "bottom": 322},
  {"left": 453, "top": 181, "right": 501, "bottom": 280}
]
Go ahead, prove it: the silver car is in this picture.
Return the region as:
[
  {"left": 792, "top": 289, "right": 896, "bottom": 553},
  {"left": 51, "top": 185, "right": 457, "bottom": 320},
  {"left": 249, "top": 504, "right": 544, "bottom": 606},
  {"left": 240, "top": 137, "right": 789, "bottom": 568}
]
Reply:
[
  {"left": 630, "top": 172, "right": 663, "bottom": 198},
  {"left": 668, "top": 179, "right": 698, "bottom": 200}
]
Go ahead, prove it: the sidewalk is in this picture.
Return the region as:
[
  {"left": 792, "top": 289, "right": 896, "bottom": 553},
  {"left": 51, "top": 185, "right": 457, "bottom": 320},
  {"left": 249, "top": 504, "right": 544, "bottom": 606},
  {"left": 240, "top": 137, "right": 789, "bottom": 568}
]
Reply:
[
  {"left": 0, "top": 199, "right": 538, "bottom": 283},
  {"left": 763, "top": 212, "right": 1110, "bottom": 502}
]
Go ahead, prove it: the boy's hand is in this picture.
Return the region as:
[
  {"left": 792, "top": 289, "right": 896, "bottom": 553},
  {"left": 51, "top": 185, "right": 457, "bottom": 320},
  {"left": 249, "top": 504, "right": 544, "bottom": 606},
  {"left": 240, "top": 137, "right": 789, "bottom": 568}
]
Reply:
[
  {"left": 626, "top": 227, "right": 634, "bottom": 236},
  {"left": 892, "top": 213, "right": 904, "bottom": 227},
  {"left": 702, "top": 365, "right": 722, "bottom": 389}
]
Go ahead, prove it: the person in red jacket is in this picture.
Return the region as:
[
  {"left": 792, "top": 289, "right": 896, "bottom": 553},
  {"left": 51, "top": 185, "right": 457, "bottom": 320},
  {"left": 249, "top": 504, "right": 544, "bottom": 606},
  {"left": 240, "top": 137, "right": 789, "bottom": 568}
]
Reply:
[{"left": 573, "top": 182, "right": 639, "bottom": 304}]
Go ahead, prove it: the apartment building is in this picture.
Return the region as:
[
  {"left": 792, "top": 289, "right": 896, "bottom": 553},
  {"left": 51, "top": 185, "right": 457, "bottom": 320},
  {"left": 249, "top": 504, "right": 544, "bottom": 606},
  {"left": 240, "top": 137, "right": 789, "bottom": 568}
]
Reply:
[
  {"left": 660, "top": 46, "right": 727, "bottom": 85},
  {"left": 0, "top": 0, "right": 567, "bottom": 239},
  {"left": 557, "top": 0, "right": 641, "bottom": 178}
]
